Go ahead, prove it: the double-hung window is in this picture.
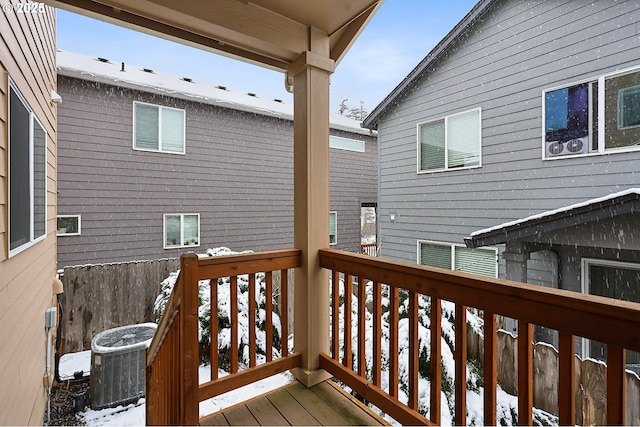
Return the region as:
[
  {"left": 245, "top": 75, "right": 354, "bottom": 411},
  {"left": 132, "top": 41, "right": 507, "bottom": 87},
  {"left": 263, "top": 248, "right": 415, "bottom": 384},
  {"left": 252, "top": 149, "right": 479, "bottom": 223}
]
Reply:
[
  {"left": 133, "top": 102, "right": 185, "bottom": 154},
  {"left": 9, "top": 82, "right": 47, "bottom": 256},
  {"left": 418, "top": 240, "right": 497, "bottom": 278},
  {"left": 417, "top": 108, "right": 481, "bottom": 172},
  {"left": 164, "top": 214, "right": 200, "bottom": 249},
  {"left": 543, "top": 65, "right": 640, "bottom": 158}
]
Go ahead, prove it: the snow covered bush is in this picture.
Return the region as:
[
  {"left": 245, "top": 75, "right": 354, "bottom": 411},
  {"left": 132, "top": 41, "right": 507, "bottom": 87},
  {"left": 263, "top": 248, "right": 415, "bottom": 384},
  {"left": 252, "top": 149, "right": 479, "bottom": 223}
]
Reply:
[
  {"left": 154, "top": 248, "right": 556, "bottom": 426},
  {"left": 334, "top": 277, "right": 549, "bottom": 426},
  {"left": 153, "top": 247, "right": 286, "bottom": 371}
]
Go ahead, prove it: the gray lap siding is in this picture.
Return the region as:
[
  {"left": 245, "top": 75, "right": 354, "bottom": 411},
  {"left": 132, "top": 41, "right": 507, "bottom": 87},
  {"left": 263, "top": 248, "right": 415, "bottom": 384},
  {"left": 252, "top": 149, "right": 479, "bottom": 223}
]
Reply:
[{"left": 57, "top": 76, "right": 376, "bottom": 266}]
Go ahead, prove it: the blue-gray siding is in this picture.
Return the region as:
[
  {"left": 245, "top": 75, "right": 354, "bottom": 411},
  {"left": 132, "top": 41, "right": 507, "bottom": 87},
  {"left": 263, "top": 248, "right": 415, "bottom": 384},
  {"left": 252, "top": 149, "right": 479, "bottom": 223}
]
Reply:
[
  {"left": 57, "top": 76, "right": 376, "bottom": 266},
  {"left": 376, "top": 0, "right": 640, "bottom": 264}
]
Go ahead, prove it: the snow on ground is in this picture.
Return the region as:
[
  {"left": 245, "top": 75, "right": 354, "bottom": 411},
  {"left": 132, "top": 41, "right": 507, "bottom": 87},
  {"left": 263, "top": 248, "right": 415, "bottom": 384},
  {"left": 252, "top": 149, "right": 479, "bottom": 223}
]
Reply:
[{"left": 59, "top": 351, "right": 293, "bottom": 426}]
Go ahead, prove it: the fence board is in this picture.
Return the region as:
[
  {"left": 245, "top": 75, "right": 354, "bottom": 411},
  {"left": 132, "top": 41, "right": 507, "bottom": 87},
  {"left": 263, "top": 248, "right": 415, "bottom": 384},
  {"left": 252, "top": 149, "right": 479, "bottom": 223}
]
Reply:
[{"left": 61, "top": 258, "right": 179, "bottom": 353}]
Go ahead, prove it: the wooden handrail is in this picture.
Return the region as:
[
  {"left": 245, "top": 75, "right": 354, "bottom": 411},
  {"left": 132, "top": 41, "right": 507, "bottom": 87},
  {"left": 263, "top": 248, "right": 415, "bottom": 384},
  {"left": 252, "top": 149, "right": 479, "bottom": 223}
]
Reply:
[
  {"left": 146, "top": 269, "right": 184, "bottom": 425},
  {"left": 319, "top": 248, "right": 640, "bottom": 426},
  {"left": 319, "top": 249, "right": 640, "bottom": 350},
  {"left": 146, "top": 249, "right": 302, "bottom": 425}
]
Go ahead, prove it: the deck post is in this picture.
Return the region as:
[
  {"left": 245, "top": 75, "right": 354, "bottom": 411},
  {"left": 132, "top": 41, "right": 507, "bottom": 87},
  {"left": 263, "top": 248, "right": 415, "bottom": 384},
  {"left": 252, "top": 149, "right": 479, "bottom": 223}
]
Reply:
[{"left": 289, "top": 27, "right": 335, "bottom": 387}]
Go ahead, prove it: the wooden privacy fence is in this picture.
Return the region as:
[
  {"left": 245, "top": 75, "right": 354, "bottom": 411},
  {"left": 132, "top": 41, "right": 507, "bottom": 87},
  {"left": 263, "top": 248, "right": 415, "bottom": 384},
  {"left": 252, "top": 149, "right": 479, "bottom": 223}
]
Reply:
[
  {"left": 318, "top": 248, "right": 640, "bottom": 426},
  {"left": 496, "top": 331, "right": 640, "bottom": 425},
  {"left": 146, "top": 250, "right": 302, "bottom": 425},
  {"left": 60, "top": 258, "right": 179, "bottom": 353}
]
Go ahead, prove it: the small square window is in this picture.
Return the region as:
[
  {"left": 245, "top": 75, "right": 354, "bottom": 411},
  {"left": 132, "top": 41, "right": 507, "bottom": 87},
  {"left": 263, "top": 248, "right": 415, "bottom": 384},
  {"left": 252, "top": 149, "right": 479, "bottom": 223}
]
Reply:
[
  {"left": 57, "top": 216, "right": 81, "bottom": 236},
  {"left": 164, "top": 214, "right": 200, "bottom": 249}
]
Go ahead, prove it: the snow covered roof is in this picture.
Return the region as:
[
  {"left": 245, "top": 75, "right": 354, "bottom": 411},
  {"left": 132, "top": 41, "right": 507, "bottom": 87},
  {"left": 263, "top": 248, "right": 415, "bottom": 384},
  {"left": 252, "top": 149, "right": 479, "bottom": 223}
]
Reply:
[
  {"left": 465, "top": 188, "right": 640, "bottom": 248},
  {"left": 56, "top": 50, "right": 372, "bottom": 136}
]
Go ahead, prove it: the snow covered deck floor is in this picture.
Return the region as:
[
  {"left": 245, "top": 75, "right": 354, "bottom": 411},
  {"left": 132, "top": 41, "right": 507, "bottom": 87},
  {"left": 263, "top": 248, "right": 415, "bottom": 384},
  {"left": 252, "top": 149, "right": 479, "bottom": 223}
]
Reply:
[{"left": 200, "top": 380, "right": 387, "bottom": 426}]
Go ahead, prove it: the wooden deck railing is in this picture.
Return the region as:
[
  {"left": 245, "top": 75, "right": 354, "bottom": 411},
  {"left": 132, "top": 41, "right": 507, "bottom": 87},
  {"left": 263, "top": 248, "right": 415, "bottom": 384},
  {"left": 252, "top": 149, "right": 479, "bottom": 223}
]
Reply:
[
  {"left": 318, "top": 248, "right": 640, "bottom": 426},
  {"left": 361, "top": 242, "right": 378, "bottom": 257},
  {"left": 146, "top": 249, "right": 302, "bottom": 425}
]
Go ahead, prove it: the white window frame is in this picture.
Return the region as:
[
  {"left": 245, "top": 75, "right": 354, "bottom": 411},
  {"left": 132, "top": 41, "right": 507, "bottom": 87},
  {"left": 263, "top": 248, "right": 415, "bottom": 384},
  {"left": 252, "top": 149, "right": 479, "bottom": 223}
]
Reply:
[
  {"left": 417, "top": 240, "right": 498, "bottom": 278},
  {"left": 580, "top": 258, "right": 640, "bottom": 359},
  {"left": 618, "top": 85, "right": 640, "bottom": 130},
  {"left": 8, "top": 80, "right": 48, "bottom": 257},
  {"left": 57, "top": 215, "right": 81, "bottom": 236},
  {"left": 329, "top": 135, "right": 365, "bottom": 152},
  {"left": 416, "top": 107, "right": 482, "bottom": 174},
  {"left": 542, "top": 64, "right": 640, "bottom": 160},
  {"left": 329, "top": 211, "right": 338, "bottom": 246},
  {"left": 133, "top": 101, "right": 186, "bottom": 154},
  {"left": 163, "top": 213, "right": 200, "bottom": 249}
]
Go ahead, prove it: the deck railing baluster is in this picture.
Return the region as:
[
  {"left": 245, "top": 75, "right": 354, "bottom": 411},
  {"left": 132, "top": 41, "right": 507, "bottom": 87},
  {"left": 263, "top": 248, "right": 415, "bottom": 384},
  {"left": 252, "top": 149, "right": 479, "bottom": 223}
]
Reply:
[
  {"left": 483, "top": 310, "right": 497, "bottom": 426},
  {"left": 230, "top": 275, "right": 239, "bottom": 373},
  {"left": 211, "top": 277, "right": 219, "bottom": 378},
  {"left": 344, "top": 274, "right": 353, "bottom": 369},
  {"left": 408, "top": 291, "right": 419, "bottom": 411},
  {"left": 265, "top": 271, "right": 273, "bottom": 363},
  {"left": 454, "top": 304, "right": 467, "bottom": 426},
  {"left": 281, "top": 269, "right": 289, "bottom": 357},
  {"left": 430, "top": 297, "right": 442, "bottom": 425},
  {"left": 388, "top": 285, "right": 399, "bottom": 399},
  {"left": 372, "top": 281, "right": 382, "bottom": 387},
  {"left": 518, "top": 321, "right": 534, "bottom": 426},
  {"left": 607, "top": 345, "right": 626, "bottom": 426},
  {"left": 358, "top": 276, "right": 366, "bottom": 377},
  {"left": 332, "top": 270, "right": 340, "bottom": 359},
  {"left": 248, "top": 274, "right": 257, "bottom": 368}
]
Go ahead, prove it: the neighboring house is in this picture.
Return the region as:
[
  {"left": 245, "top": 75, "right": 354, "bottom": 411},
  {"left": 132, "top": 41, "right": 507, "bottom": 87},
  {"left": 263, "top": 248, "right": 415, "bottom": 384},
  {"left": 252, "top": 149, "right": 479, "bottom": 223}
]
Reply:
[
  {"left": 0, "top": 3, "right": 59, "bottom": 425},
  {"left": 363, "top": 0, "right": 640, "bottom": 364},
  {"left": 56, "top": 51, "right": 377, "bottom": 267}
]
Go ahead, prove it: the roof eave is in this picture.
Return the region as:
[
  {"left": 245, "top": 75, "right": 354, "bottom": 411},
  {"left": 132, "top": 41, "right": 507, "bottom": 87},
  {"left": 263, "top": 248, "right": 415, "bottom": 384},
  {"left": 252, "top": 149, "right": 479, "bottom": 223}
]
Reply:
[{"left": 465, "top": 192, "right": 640, "bottom": 248}]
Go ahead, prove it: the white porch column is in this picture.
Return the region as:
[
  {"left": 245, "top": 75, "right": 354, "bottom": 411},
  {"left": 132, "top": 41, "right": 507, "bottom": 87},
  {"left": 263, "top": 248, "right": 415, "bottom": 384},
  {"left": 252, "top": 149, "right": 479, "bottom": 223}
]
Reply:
[{"left": 290, "top": 28, "right": 335, "bottom": 387}]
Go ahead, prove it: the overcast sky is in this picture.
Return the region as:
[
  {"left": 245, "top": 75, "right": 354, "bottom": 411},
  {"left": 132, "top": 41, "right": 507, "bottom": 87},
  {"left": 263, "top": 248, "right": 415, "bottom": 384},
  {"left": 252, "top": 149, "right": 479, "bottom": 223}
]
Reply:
[{"left": 56, "top": 0, "right": 477, "bottom": 114}]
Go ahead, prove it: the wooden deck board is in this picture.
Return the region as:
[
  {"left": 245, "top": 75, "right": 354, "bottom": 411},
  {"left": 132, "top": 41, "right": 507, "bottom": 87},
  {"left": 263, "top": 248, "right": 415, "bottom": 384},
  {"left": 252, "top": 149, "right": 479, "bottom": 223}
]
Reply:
[
  {"left": 223, "top": 405, "right": 260, "bottom": 425},
  {"left": 246, "top": 397, "right": 290, "bottom": 426},
  {"left": 199, "top": 380, "right": 386, "bottom": 426},
  {"left": 310, "top": 381, "right": 385, "bottom": 426},
  {"left": 284, "top": 382, "right": 352, "bottom": 425}
]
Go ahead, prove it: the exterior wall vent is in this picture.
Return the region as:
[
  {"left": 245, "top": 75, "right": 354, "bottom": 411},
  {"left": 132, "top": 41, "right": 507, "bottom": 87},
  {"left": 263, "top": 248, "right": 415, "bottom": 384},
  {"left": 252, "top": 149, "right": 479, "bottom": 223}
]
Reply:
[{"left": 89, "top": 323, "right": 157, "bottom": 409}]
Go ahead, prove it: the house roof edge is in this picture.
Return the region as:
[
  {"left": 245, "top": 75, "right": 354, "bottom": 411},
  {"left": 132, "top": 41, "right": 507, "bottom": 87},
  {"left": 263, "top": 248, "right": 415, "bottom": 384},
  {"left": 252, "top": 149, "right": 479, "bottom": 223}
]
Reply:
[{"left": 362, "top": 0, "right": 498, "bottom": 130}]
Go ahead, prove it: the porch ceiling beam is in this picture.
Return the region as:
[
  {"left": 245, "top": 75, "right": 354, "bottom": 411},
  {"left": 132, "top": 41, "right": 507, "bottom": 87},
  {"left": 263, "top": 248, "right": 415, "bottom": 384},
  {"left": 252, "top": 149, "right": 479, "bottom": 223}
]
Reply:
[
  {"left": 328, "top": 1, "right": 380, "bottom": 64},
  {"left": 45, "top": 0, "right": 304, "bottom": 71},
  {"left": 45, "top": 0, "right": 382, "bottom": 72}
]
